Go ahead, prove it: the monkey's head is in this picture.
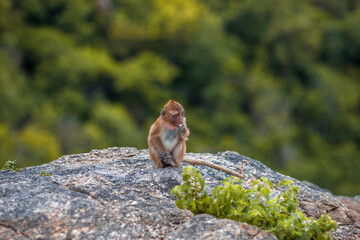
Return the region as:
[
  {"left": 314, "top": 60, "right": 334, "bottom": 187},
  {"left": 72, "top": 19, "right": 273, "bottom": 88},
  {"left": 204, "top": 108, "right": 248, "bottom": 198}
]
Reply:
[{"left": 161, "top": 100, "right": 185, "bottom": 127}]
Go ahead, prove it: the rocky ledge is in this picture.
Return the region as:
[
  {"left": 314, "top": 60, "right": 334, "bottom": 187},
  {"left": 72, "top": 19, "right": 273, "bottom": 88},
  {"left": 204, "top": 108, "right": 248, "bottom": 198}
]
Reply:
[{"left": 0, "top": 147, "right": 359, "bottom": 239}]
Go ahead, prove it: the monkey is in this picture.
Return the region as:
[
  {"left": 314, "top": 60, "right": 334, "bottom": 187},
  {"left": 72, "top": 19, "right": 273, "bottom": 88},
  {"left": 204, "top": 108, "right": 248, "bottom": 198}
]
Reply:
[
  {"left": 148, "top": 99, "right": 189, "bottom": 168},
  {"left": 148, "top": 100, "right": 244, "bottom": 179}
]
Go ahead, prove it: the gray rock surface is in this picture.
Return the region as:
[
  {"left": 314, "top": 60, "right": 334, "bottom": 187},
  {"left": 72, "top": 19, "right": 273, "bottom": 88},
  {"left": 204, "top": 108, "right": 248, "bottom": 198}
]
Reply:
[{"left": 0, "top": 147, "right": 359, "bottom": 239}]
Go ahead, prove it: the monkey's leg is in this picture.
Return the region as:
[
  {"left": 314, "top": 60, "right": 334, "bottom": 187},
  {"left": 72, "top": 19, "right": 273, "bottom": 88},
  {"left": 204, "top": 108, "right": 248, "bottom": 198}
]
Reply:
[
  {"left": 148, "top": 138, "right": 165, "bottom": 168},
  {"left": 148, "top": 138, "right": 177, "bottom": 167},
  {"left": 171, "top": 141, "right": 186, "bottom": 168}
]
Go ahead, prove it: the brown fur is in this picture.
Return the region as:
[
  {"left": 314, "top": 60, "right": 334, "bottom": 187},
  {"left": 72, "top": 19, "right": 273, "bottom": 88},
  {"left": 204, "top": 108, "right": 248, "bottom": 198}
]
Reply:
[{"left": 148, "top": 100, "right": 190, "bottom": 168}]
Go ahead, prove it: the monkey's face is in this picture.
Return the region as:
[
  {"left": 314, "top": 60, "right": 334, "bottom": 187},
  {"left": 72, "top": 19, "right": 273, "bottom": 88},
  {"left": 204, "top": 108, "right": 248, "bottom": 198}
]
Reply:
[
  {"left": 169, "top": 109, "right": 185, "bottom": 127},
  {"left": 161, "top": 100, "right": 185, "bottom": 127}
]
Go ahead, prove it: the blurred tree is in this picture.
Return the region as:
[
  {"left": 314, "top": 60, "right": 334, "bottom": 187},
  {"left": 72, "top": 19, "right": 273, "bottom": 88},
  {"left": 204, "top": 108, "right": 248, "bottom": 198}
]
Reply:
[
  {"left": 16, "top": 125, "right": 61, "bottom": 167},
  {"left": 0, "top": 51, "right": 30, "bottom": 125}
]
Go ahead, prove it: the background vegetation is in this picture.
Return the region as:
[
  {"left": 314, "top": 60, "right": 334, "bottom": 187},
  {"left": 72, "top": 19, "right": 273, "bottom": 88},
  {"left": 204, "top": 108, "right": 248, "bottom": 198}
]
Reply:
[{"left": 0, "top": 0, "right": 359, "bottom": 195}]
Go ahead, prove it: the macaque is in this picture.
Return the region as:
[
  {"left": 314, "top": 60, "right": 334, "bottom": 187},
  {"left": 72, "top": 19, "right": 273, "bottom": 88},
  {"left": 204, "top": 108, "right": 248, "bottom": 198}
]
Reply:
[
  {"left": 148, "top": 100, "right": 244, "bottom": 179},
  {"left": 148, "top": 100, "right": 189, "bottom": 168}
]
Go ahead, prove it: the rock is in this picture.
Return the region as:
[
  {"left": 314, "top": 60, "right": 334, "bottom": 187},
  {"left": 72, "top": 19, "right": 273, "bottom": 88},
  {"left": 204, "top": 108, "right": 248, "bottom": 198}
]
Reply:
[
  {"left": 168, "top": 214, "right": 277, "bottom": 240},
  {"left": 0, "top": 147, "right": 359, "bottom": 239},
  {"left": 336, "top": 196, "right": 360, "bottom": 216}
]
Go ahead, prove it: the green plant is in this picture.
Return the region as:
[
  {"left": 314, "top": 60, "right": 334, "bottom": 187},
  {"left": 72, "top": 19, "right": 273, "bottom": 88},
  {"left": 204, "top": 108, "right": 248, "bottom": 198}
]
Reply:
[
  {"left": 39, "top": 171, "right": 51, "bottom": 176},
  {"left": 171, "top": 166, "right": 337, "bottom": 240},
  {"left": 1, "top": 160, "right": 21, "bottom": 172}
]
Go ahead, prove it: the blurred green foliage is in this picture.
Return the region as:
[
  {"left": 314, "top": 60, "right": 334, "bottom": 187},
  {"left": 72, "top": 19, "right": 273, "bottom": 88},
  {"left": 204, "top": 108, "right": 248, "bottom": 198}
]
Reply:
[{"left": 0, "top": 0, "right": 359, "bottom": 195}]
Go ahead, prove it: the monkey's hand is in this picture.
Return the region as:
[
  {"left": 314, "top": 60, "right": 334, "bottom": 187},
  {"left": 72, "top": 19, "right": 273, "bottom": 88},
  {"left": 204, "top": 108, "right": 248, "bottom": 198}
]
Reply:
[
  {"left": 160, "top": 151, "right": 176, "bottom": 167},
  {"left": 177, "top": 125, "right": 186, "bottom": 135}
]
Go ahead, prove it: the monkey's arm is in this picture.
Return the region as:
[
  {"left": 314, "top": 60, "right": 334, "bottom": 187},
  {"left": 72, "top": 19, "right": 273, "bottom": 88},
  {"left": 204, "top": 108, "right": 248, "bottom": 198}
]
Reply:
[
  {"left": 183, "top": 157, "right": 244, "bottom": 179},
  {"left": 177, "top": 118, "right": 190, "bottom": 140}
]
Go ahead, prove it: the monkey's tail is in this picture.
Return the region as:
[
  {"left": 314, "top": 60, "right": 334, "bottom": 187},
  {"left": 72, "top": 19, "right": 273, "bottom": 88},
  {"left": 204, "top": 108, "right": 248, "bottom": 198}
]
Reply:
[{"left": 183, "top": 158, "right": 244, "bottom": 179}]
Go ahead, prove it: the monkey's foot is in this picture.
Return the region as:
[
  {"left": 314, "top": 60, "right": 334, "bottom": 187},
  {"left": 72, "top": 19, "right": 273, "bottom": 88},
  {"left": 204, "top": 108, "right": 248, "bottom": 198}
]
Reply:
[{"left": 160, "top": 152, "right": 176, "bottom": 167}]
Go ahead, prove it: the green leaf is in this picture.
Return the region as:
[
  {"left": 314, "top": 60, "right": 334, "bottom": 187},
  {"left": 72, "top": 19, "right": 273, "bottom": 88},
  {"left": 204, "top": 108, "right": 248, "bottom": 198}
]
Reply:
[
  {"left": 183, "top": 174, "right": 191, "bottom": 181},
  {"left": 170, "top": 167, "right": 337, "bottom": 240},
  {"left": 261, "top": 187, "right": 270, "bottom": 196}
]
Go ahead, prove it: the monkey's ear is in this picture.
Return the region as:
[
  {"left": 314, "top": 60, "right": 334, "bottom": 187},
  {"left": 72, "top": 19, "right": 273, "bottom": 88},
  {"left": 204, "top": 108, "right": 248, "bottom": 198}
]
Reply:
[{"left": 161, "top": 109, "right": 166, "bottom": 120}]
